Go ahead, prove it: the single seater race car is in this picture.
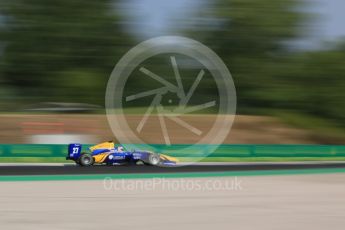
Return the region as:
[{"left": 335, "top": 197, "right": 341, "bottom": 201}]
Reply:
[{"left": 66, "top": 141, "right": 178, "bottom": 166}]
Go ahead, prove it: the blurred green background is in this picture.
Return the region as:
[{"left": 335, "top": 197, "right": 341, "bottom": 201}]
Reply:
[{"left": 0, "top": 0, "right": 344, "bottom": 142}]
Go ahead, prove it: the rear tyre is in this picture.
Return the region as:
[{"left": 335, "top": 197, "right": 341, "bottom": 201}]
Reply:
[
  {"left": 79, "top": 154, "right": 94, "bottom": 167},
  {"left": 147, "top": 153, "right": 161, "bottom": 166}
]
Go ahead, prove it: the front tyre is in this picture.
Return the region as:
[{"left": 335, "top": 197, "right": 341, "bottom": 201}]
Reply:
[
  {"left": 147, "top": 153, "right": 161, "bottom": 166},
  {"left": 79, "top": 154, "right": 94, "bottom": 167}
]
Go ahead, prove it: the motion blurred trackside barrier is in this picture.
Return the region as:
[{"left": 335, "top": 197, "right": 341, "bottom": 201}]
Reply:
[{"left": 0, "top": 144, "right": 345, "bottom": 159}]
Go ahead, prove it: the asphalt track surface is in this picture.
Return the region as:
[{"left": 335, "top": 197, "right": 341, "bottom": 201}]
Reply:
[
  {"left": 1, "top": 162, "right": 345, "bottom": 176},
  {"left": 2, "top": 174, "right": 345, "bottom": 230}
]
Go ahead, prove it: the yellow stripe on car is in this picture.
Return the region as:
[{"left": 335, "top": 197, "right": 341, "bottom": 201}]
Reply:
[
  {"left": 93, "top": 153, "right": 111, "bottom": 163},
  {"left": 89, "top": 141, "right": 115, "bottom": 152},
  {"left": 160, "top": 154, "right": 179, "bottom": 163}
]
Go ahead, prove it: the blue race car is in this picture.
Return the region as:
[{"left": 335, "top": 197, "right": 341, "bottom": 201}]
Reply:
[{"left": 66, "top": 141, "right": 178, "bottom": 166}]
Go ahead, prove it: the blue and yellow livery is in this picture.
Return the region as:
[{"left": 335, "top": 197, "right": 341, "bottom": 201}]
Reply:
[{"left": 66, "top": 141, "right": 178, "bottom": 166}]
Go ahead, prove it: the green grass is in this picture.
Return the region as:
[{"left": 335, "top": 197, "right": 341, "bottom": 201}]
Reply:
[
  {"left": 199, "top": 157, "right": 345, "bottom": 162},
  {"left": 0, "top": 157, "right": 67, "bottom": 163}
]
